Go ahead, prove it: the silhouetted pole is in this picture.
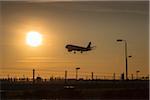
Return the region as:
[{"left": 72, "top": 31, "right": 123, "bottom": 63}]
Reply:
[
  {"left": 33, "top": 69, "right": 35, "bottom": 83},
  {"left": 91, "top": 72, "right": 94, "bottom": 80},
  {"left": 121, "top": 73, "right": 124, "bottom": 80},
  {"left": 65, "top": 70, "right": 67, "bottom": 83},
  {"left": 125, "top": 41, "right": 128, "bottom": 80},
  {"left": 76, "top": 67, "right": 80, "bottom": 80},
  {"left": 136, "top": 70, "right": 140, "bottom": 79},
  {"left": 117, "top": 39, "right": 128, "bottom": 80}
]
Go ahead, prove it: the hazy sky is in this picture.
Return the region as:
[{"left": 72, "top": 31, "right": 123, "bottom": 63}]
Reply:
[{"left": 0, "top": 1, "right": 149, "bottom": 78}]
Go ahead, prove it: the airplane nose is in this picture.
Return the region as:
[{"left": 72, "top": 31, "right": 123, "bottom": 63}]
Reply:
[{"left": 65, "top": 45, "right": 68, "bottom": 48}]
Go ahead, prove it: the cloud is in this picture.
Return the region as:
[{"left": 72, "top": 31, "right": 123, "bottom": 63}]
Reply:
[
  {"left": 52, "top": 1, "right": 148, "bottom": 15},
  {"left": 16, "top": 56, "right": 72, "bottom": 63},
  {"left": 1, "top": 1, "right": 148, "bottom": 15}
]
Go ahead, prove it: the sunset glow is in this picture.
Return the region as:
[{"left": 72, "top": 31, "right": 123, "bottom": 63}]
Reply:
[
  {"left": 26, "top": 31, "right": 42, "bottom": 47},
  {"left": 1, "top": 1, "right": 149, "bottom": 78}
]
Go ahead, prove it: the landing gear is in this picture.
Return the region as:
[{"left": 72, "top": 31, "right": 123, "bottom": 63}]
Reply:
[
  {"left": 81, "top": 51, "right": 83, "bottom": 53},
  {"left": 74, "top": 51, "right": 76, "bottom": 54},
  {"left": 68, "top": 50, "right": 72, "bottom": 52}
]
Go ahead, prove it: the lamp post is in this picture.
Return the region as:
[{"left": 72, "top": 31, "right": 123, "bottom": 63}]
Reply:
[
  {"left": 76, "top": 67, "right": 80, "bottom": 80},
  {"left": 136, "top": 70, "right": 140, "bottom": 79},
  {"left": 117, "top": 39, "right": 128, "bottom": 80},
  {"left": 33, "top": 69, "right": 35, "bottom": 83},
  {"left": 65, "top": 70, "right": 67, "bottom": 83}
]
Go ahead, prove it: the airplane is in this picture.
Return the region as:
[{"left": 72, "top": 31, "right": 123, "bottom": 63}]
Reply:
[{"left": 65, "top": 42, "right": 95, "bottom": 54}]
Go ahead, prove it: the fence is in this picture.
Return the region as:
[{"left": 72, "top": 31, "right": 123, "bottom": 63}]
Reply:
[{"left": 0, "top": 69, "right": 149, "bottom": 81}]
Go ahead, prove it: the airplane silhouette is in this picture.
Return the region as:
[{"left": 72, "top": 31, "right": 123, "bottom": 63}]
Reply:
[{"left": 65, "top": 42, "right": 95, "bottom": 54}]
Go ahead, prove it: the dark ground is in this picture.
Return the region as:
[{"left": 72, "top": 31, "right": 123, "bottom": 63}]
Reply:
[{"left": 0, "top": 79, "right": 149, "bottom": 99}]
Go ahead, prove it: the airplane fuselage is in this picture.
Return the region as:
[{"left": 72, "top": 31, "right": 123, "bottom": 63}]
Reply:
[
  {"left": 65, "top": 45, "right": 91, "bottom": 53},
  {"left": 65, "top": 42, "right": 93, "bottom": 53}
]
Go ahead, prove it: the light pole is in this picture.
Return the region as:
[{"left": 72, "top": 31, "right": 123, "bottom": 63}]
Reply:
[
  {"left": 33, "top": 69, "right": 35, "bottom": 83},
  {"left": 117, "top": 39, "right": 128, "bottom": 80},
  {"left": 136, "top": 70, "right": 140, "bottom": 79},
  {"left": 65, "top": 70, "right": 67, "bottom": 83},
  {"left": 91, "top": 72, "right": 94, "bottom": 80},
  {"left": 76, "top": 67, "right": 80, "bottom": 80}
]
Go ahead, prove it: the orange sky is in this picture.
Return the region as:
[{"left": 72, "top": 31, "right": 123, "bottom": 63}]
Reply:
[{"left": 0, "top": 1, "right": 149, "bottom": 79}]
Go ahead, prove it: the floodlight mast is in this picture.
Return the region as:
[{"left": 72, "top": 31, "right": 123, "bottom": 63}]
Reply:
[{"left": 117, "top": 39, "right": 128, "bottom": 80}]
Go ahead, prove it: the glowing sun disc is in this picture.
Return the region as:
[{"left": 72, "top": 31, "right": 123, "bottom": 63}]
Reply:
[{"left": 26, "top": 31, "right": 42, "bottom": 47}]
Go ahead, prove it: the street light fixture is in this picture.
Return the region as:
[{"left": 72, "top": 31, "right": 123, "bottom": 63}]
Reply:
[
  {"left": 128, "top": 56, "right": 132, "bottom": 58},
  {"left": 117, "top": 39, "right": 123, "bottom": 42},
  {"left": 117, "top": 39, "right": 128, "bottom": 80}
]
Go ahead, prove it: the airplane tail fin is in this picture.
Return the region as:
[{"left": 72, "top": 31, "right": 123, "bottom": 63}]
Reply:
[{"left": 87, "top": 42, "right": 91, "bottom": 48}]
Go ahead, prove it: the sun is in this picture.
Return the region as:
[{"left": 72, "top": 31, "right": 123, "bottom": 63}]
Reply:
[{"left": 26, "top": 31, "right": 43, "bottom": 47}]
